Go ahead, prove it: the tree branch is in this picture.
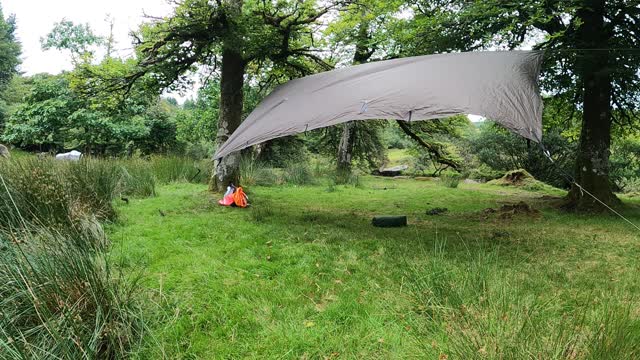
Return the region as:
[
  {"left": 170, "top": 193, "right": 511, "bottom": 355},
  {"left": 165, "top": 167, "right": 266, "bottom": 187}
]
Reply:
[{"left": 396, "top": 120, "right": 461, "bottom": 171}]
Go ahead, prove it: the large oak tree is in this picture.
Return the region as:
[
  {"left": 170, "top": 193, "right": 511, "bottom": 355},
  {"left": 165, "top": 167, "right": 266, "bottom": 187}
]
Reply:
[
  {"left": 103, "top": 0, "right": 348, "bottom": 191},
  {"left": 407, "top": 0, "right": 640, "bottom": 211}
]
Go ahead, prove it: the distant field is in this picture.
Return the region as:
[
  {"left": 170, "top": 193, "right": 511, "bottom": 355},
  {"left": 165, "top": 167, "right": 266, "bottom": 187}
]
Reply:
[
  {"left": 386, "top": 148, "right": 413, "bottom": 166},
  {"left": 110, "top": 178, "right": 640, "bottom": 359}
]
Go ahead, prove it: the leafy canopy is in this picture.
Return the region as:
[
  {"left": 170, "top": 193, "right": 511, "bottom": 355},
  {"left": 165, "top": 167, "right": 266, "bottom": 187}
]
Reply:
[{"left": 41, "top": 19, "right": 104, "bottom": 65}]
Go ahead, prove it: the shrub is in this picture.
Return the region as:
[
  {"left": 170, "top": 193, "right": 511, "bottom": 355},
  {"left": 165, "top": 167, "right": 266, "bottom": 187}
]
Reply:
[
  {"left": 150, "top": 156, "right": 192, "bottom": 183},
  {"left": 0, "top": 158, "right": 122, "bottom": 233},
  {"left": 311, "top": 156, "right": 333, "bottom": 178},
  {"left": 463, "top": 163, "right": 502, "bottom": 182},
  {"left": 256, "top": 136, "right": 308, "bottom": 167},
  {"left": 611, "top": 137, "right": 640, "bottom": 192},
  {"left": 184, "top": 141, "right": 214, "bottom": 160},
  {"left": 617, "top": 177, "right": 640, "bottom": 194},
  {"left": 255, "top": 168, "right": 280, "bottom": 186},
  {"left": 332, "top": 171, "right": 362, "bottom": 187},
  {"left": 470, "top": 122, "right": 575, "bottom": 189},
  {"left": 0, "top": 158, "right": 73, "bottom": 229}
]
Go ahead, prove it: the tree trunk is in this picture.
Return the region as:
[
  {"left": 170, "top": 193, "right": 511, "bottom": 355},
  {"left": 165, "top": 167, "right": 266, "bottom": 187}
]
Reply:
[
  {"left": 335, "top": 20, "right": 374, "bottom": 181},
  {"left": 336, "top": 121, "right": 357, "bottom": 181},
  {"left": 564, "top": 0, "right": 619, "bottom": 211},
  {"left": 211, "top": 47, "right": 246, "bottom": 192}
]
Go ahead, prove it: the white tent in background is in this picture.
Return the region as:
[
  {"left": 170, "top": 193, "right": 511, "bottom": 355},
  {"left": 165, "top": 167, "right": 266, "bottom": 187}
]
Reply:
[
  {"left": 215, "top": 51, "right": 544, "bottom": 159},
  {"left": 55, "top": 150, "right": 82, "bottom": 161}
]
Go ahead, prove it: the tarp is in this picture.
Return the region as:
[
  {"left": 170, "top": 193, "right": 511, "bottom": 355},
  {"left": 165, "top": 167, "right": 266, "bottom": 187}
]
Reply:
[{"left": 215, "top": 51, "right": 544, "bottom": 159}]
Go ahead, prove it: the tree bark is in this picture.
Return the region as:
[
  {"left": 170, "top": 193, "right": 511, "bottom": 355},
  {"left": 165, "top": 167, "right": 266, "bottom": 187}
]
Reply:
[
  {"left": 211, "top": 47, "right": 246, "bottom": 192},
  {"left": 336, "top": 121, "right": 357, "bottom": 180},
  {"left": 564, "top": 0, "right": 619, "bottom": 211},
  {"left": 335, "top": 20, "right": 374, "bottom": 181}
]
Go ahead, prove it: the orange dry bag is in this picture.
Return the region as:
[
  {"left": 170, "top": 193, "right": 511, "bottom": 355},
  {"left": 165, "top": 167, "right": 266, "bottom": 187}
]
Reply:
[{"left": 233, "top": 187, "right": 248, "bottom": 208}]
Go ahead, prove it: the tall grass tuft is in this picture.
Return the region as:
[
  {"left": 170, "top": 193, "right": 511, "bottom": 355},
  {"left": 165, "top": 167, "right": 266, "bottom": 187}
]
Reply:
[
  {"left": 240, "top": 156, "right": 279, "bottom": 187},
  {"left": 283, "top": 162, "right": 314, "bottom": 185},
  {"left": 149, "top": 156, "right": 206, "bottom": 184},
  {"left": 0, "top": 156, "right": 149, "bottom": 359},
  {"left": 66, "top": 158, "right": 124, "bottom": 220},
  {"left": 120, "top": 159, "right": 157, "bottom": 197},
  {"left": 0, "top": 154, "right": 259, "bottom": 358},
  {"left": 407, "top": 246, "right": 640, "bottom": 358},
  {"left": 0, "top": 230, "right": 143, "bottom": 359}
]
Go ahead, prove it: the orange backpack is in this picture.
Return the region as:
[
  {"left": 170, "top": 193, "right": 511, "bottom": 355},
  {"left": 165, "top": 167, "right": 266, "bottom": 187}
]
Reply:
[{"left": 233, "top": 187, "right": 248, "bottom": 208}]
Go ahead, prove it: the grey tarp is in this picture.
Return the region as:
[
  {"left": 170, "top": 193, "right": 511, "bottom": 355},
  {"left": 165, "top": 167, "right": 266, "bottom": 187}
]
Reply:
[{"left": 215, "top": 51, "right": 544, "bottom": 159}]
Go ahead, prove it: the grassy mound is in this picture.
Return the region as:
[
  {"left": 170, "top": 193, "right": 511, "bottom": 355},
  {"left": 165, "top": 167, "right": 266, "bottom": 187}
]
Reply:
[{"left": 487, "top": 169, "right": 551, "bottom": 191}]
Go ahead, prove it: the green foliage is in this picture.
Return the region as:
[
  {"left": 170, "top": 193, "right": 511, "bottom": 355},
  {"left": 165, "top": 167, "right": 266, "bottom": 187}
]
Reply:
[
  {"left": 2, "top": 75, "right": 75, "bottom": 151},
  {"left": 0, "top": 5, "right": 20, "bottom": 130},
  {"left": 471, "top": 122, "right": 576, "bottom": 189},
  {"left": 0, "top": 75, "right": 34, "bottom": 130},
  {"left": 149, "top": 156, "right": 208, "bottom": 184},
  {"left": 120, "top": 159, "right": 157, "bottom": 197},
  {"left": 0, "top": 4, "right": 20, "bottom": 91},
  {"left": 0, "top": 155, "right": 210, "bottom": 359},
  {"left": 0, "top": 156, "right": 208, "bottom": 235},
  {"left": 123, "top": 0, "right": 339, "bottom": 95},
  {"left": 134, "top": 100, "right": 181, "bottom": 155},
  {"left": 310, "top": 121, "right": 387, "bottom": 170},
  {"left": 41, "top": 19, "right": 103, "bottom": 64},
  {"left": 324, "top": 0, "right": 405, "bottom": 63},
  {"left": 463, "top": 163, "right": 503, "bottom": 182},
  {"left": 0, "top": 230, "right": 144, "bottom": 359},
  {"left": 610, "top": 136, "right": 640, "bottom": 192},
  {"left": 184, "top": 141, "right": 214, "bottom": 160},
  {"left": 0, "top": 158, "right": 120, "bottom": 235},
  {"left": 403, "top": 0, "right": 639, "bottom": 208},
  {"left": 383, "top": 125, "right": 413, "bottom": 149},
  {"left": 402, "top": 116, "right": 472, "bottom": 175},
  {"left": 2, "top": 73, "right": 181, "bottom": 155},
  {"left": 175, "top": 82, "right": 219, "bottom": 145},
  {"left": 240, "top": 156, "right": 279, "bottom": 187},
  {"left": 408, "top": 247, "right": 640, "bottom": 359},
  {"left": 257, "top": 136, "right": 308, "bottom": 168}
]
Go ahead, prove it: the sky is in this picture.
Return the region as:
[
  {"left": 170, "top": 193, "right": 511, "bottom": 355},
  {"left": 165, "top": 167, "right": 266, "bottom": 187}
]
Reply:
[
  {"left": 2, "top": 0, "right": 172, "bottom": 75},
  {"left": 1, "top": 0, "right": 199, "bottom": 100}
]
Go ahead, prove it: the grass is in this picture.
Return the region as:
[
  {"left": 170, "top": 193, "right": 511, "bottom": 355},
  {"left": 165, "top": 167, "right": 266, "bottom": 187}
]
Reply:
[
  {"left": 440, "top": 171, "right": 461, "bottom": 188},
  {"left": 0, "top": 157, "right": 144, "bottom": 359},
  {"left": 386, "top": 148, "right": 413, "bottom": 167},
  {"left": 0, "top": 155, "right": 208, "bottom": 359},
  {"left": 110, "top": 177, "right": 640, "bottom": 358}
]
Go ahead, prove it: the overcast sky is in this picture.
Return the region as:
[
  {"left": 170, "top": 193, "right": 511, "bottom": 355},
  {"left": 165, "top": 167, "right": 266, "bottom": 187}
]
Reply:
[{"left": 2, "top": 0, "right": 173, "bottom": 75}]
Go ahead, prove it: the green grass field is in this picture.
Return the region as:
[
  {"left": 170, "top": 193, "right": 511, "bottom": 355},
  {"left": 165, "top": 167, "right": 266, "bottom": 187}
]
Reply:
[{"left": 109, "top": 177, "right": 640, "bottom": 359}]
